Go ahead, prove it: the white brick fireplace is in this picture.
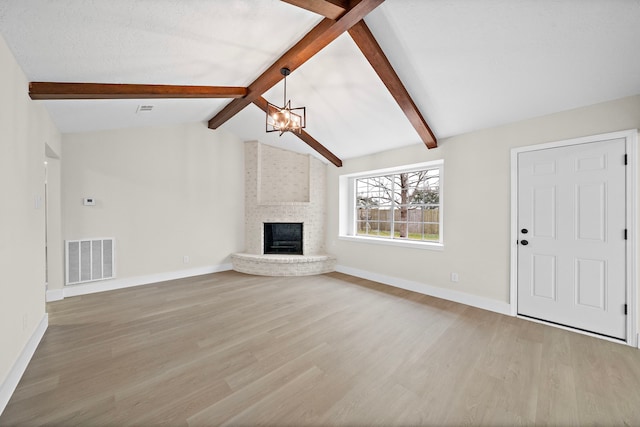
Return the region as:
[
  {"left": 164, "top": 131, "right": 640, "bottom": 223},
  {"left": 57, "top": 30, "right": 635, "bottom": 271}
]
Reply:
[{"left": 231, "top": 141, "right": 335, "bottom": 276}]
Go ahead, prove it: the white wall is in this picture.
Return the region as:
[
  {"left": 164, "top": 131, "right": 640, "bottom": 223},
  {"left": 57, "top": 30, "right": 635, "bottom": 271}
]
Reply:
[
  {"left": 0, "top": 34, "right": 61, "bottom": 389},
  {"left": 61, "top": 123, "right": 245, "bottom": 283},
  {"left": 243, "top": 142, "right": 327, "bottom": 256},
  {"left": 327, "top": 95, "right": 640, "bottom": 321},
  {"left": 257, "top": 143, "right": 311, "bottom": 204}
]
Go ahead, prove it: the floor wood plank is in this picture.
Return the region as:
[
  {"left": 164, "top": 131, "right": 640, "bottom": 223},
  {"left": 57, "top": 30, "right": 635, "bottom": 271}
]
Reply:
[{"left": 1, "top": 271, "right": 639, "bottom": 426}]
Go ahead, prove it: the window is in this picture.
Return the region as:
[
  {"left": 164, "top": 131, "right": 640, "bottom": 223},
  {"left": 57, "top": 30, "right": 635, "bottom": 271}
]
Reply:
[{"left": 339, "top": 161, "right": 443, "bottom": 249}]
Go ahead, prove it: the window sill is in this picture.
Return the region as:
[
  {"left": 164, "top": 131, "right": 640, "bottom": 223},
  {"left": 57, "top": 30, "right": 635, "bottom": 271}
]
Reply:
[
  {"left": 338, "top": 235, "right": 444, "bottom": 251},
  {"left": 257, "top": 201, "right": 310, "bottom": 206}
]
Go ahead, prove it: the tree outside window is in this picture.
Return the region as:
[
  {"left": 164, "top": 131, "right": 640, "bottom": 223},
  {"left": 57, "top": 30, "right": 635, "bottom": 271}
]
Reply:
[{"left": 356, "top": 168, "right": 440, "bottom": 242}]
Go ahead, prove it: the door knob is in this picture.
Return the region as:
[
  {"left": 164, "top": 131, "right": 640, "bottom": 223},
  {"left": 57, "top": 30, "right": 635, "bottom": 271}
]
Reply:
[
  {"left": 521, "top": 240, "right": 529, "bottom": 245},
  {"left": 521, "top": 228, "right": 528, "bottom": 234}
]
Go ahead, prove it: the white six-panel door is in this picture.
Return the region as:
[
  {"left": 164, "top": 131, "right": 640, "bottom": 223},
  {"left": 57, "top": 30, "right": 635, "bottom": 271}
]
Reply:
[{"left": 517, "top": 138, "right": 627, "bottom": 339}]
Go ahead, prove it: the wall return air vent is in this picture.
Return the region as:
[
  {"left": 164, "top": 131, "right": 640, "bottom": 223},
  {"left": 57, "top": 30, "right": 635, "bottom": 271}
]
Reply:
[{"left": 65, "top": 238, "right": 115, "bottom": 285}]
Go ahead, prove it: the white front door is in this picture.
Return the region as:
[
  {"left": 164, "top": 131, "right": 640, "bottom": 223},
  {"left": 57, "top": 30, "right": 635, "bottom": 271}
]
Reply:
[{"left": 517, "top": 138, "right": 627, "bottom": 339}]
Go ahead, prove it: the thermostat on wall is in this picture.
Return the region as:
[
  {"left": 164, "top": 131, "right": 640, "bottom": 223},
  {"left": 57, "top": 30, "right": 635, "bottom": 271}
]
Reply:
[{"left": 83, "top": 197, "right": 96, "bottom": 206}]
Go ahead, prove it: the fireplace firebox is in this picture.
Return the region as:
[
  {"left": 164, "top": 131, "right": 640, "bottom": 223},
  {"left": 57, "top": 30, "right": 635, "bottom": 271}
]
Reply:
[{"left": 263, "top": 223, "right": 303, "bottom": 255}]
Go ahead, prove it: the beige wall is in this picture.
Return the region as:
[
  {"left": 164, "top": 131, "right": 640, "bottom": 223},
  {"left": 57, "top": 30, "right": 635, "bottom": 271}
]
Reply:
[
  {"left": 0, "top": 35, "right": 61, "bottom": 383},
  {"left": 45, "top": 146, "right": 64, "bottom": 294},
  {"left": 61, "top": 123, "right": 245, "bottom": 282},
  {"left": 327, "top": 95, "right": 640, "bottom": 322}
]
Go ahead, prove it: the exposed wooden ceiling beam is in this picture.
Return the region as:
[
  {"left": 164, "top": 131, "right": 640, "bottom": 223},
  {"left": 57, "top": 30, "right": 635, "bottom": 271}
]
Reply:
[
  {"left": 281, "top": 0, "right": 348, "bottom": 19},
  {"left": 29, "top": 82, "right": 248, "bottom": 100},
  {"left": 208, "top": 0, "right": 385, "bottom": 130},
  {"left": 253, "top": 96, "right": 343, "bottom": 167},
  {"left": 348, "top": 20, "right": 437, "bottom": 149}
]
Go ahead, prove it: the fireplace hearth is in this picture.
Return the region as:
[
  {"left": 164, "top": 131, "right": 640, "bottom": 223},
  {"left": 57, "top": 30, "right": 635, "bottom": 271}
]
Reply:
[{"left": 264, "top": 223, "right": 303, "bottom": 255}]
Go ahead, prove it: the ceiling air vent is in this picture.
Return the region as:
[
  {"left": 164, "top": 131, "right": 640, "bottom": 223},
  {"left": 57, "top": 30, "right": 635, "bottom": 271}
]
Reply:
[{"left": 136, "top": 105, "right": 154, "bottom": 113}]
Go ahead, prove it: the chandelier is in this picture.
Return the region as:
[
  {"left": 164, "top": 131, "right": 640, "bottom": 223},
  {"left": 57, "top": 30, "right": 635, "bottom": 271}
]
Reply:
[{"left": 266, "top": 67, "right": 306, "bottom": 135}]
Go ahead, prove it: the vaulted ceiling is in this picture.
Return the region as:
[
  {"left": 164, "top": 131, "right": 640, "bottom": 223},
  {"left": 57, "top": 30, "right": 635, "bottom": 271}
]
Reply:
[{"left": 1, "top": 0, "right": 639, "bottom": 165}]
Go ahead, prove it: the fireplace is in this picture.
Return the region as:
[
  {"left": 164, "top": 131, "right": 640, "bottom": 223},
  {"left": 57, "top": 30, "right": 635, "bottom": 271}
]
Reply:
[
  {"left": 231, "top": 143, "right": 335, "bottom": 276},
  {"left": 264, "top": 223, "right": 303, "bottom": 255}
]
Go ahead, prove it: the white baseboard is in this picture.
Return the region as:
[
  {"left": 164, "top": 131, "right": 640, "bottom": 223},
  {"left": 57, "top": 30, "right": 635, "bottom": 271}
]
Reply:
[
  {"left": 45, "top": 289, "right": 64, "bottom": 302},
  {"left": 0, "top": 314, "right": 48, "bottom": 416},
  {"left": 335, "top": 265, "right": 511, "bottom": 316},
  {"left": 62, "top": 263, "right": 232, "bottom": 298}
]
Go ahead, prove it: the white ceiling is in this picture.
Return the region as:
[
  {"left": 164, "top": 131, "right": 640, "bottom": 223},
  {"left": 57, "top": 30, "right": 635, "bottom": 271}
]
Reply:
[{"left": 1, "top": 0, "right": 639, "bottom": 163}]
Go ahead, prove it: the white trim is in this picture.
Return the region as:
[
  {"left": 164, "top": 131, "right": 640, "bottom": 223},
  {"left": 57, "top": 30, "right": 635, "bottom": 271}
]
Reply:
[
  {"left": 510, "top": 146, "right": 519, "bottom": 316},
  {"left": 338, "top": 235, "right": 444, "bottom": 251},
  {"left": 335, "top": 265, "right": 511, "bottom": 315},
  {"left": 45, "top": 289, "right": 64, "bottom": 302},
  {"left": 626, "top": 132, "right": 639, "bottom": 348},
  {"left": 510, "top": 129, "right": 638, "bottom": 348},
  {"left": 0, "top": 314, "right": 48, "bottom": 416},
  {"left": 63, "top": 263, "right": 232, "bottom": 298}
]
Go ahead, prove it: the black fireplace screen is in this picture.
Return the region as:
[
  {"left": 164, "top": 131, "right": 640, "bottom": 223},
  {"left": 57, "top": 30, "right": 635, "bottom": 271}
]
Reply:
[{"left": 263, "top": 223, "right": 303, "bottom": 255}]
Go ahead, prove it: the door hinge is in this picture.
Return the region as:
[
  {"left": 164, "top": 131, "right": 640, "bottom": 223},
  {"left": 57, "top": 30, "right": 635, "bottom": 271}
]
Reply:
[
  {"left": 624, "top": 304, "right": 628, "bottom": 315},
  {"left": 624, "top": 229, "right": 628, "bottom": 240},
  {"left": 624, "top": 154, "right": 628, "bottom": 165}
]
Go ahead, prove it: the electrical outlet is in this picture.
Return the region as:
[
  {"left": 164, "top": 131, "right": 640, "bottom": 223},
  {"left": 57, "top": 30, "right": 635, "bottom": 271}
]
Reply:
[
  {"left": 450, "top": 272, "right": 459, "bottom": 282},
  {"left": 183, "top": 255, "right": 190, "bottom": 264}
]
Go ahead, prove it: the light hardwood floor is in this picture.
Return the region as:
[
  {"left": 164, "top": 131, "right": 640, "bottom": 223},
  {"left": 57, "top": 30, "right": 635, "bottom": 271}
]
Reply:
[{"left": 1, "top": 271, "right": 640, "bottom": 426}]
